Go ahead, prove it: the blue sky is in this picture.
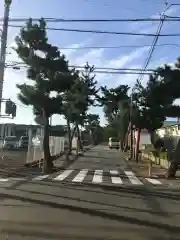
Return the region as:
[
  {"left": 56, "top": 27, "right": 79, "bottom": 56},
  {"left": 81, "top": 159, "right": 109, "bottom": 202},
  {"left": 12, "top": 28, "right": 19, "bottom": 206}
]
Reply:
[{"left": 0, "top": 0, "right": 180, "bottom": 126}]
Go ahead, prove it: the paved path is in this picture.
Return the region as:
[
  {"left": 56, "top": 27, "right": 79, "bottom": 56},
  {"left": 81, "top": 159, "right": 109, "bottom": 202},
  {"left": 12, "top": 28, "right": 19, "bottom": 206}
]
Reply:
[
  {"left": 0, "top": 145, "right": 180, "bottom": 239},
  {"left": 1, "top": 145, "right": 180, "bottom": 189}
]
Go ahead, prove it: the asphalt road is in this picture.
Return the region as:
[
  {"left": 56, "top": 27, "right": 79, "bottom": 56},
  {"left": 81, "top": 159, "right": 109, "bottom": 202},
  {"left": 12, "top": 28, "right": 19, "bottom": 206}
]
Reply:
[{"left": 0, "top": 145, "right": 179, "bottom": 239}]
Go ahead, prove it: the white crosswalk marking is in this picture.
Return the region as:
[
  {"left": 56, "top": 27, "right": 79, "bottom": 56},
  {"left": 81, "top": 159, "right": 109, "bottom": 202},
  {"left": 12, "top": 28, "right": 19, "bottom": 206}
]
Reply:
[
  {"left": 124, "top": 171, "right": 143, "bottom": 185},
  {"left": 110, "top": 170, "right": 123, "bottom": 184},
  {"left": 32, "top": 175, "right": 49, "bottom": 181},
  {"left": 11, "top": 169, "right": 165, "bottom": 186},
  {"left": 72, "top": 169, "right": 88, "bottom": 183},
  {"left": 0, "top": 178, "right": 9, "bottom": 182},
  {"left": 145, "top": 178, "right": 162, "bottom": 185},
  {"left": 92, "top": 170, "right": 103, "bottom": 183},
  {"left": 54, "top": 170, "right": 73, "bottom": 181}
]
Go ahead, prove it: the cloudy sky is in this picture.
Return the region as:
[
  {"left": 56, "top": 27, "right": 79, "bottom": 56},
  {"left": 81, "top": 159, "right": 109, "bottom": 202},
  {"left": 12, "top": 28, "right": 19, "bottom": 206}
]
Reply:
[{"left": 0, "top": 0, "right": 180, "bottom": 126}]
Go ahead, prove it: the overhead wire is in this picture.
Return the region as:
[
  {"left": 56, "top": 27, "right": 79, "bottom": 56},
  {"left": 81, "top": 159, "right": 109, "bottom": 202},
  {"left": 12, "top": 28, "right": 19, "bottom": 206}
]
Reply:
[
  {"left": 5, "top": 61, "right": 156, "bottom": 72},
  {"left": 6, "top": 67, "right": 154, "bottom": 75},
  {"left": 0, "top": 17, "right": 180, "bottom": 23},
  {"left": 5, "top": 62, "right": 155, "bottom": 75},
  {"left": 1, "top": 24, "right": 180, "bottom": 36},
  {"left": 42, "top": 43, "right": 180, "bottom": 50},
  {"left": 5, "top": 61, "right": 157, "bottom": 75},
  {"left": 137, "top": 15, "right": 165, "bottom": 83}
]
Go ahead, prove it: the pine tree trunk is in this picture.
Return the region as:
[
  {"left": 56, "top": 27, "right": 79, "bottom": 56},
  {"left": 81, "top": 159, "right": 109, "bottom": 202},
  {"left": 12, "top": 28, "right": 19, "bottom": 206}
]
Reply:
[
  {"left": 42, "top": 114, "right": 53, "bottom": 173},
  {"left": 76, "top": 123, "right": 83, "bottom": 151},
  {"left": 120, "top": 141, "right": 124, "bottom": 151},
  {"left": 66, "top": 119, "right": 76, "bottom": 155},
  {"left": 135, "top": 128, "right": 141, "bottom": 162},
  {"left": 66, "top": 118, "right": 72, "bottom": 154}
]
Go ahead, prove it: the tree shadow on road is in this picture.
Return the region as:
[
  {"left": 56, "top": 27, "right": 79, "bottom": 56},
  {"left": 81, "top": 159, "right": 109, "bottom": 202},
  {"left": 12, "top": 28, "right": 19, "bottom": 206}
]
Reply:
[{"left": 0, "top": 189, "right": 180, "bottom": 239}]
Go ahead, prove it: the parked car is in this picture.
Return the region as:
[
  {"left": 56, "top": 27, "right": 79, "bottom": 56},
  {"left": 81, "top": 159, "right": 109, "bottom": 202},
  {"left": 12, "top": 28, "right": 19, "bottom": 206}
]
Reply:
[
  {"left": 3, "top": 136, "right": 18, "bottom": 149},
  {"left": 18, "top": 135, "right": 29, "bottom": 148},
  {"left": 108, "top": 137, "right": 120, "bottom": 149}
]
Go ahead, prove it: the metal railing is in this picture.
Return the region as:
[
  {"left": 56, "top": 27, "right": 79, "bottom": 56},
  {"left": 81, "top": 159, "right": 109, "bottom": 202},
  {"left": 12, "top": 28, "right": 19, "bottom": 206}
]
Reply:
[{"left": 26, "top": 134, "right": 65, "bottom": 164}]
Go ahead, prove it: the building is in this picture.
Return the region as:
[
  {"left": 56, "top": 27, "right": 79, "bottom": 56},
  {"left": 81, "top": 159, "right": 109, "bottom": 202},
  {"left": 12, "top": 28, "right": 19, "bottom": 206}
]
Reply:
[
  {"left": 0, "top": 123, "right": 40, "bottom": 139},
  {"left": 156, "top": 120, "right": 179, "bottom": 138},
  {"left": 0, "top": 123, "right": 67, "bottom": 139}
]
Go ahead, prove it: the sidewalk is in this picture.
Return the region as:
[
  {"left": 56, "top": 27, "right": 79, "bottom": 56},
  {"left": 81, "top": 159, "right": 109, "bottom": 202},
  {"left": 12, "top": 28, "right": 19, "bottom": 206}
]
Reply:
[
  {"left": 124, "top": 154, "right": 168, "bottom": 178},
  {"left": 53, "top": 145, "right": 93, "bottom": 170}
]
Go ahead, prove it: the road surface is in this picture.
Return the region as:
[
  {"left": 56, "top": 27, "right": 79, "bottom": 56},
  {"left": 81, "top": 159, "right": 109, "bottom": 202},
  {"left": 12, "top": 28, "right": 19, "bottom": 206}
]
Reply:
[{"left": 0, "top": 145, "right": 180, "bottom": 239}]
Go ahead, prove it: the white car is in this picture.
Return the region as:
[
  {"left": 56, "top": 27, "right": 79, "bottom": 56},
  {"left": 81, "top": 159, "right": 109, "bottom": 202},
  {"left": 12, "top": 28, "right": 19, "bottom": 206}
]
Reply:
[
  {"left": 108, "top": 137, "right": 120, "bottom": 149},
  {"left": 3, "top": 136, "right": 18, "bottom": 149}
]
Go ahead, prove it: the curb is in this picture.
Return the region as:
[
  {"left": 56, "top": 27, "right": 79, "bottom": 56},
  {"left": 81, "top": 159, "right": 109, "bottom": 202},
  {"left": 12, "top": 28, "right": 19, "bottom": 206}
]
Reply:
[
  {"left": 24, "top": 152, "right": 65, "bottom": 168},
  {"left": 24, "top": 145, "right": 94, "bottom": 169}
]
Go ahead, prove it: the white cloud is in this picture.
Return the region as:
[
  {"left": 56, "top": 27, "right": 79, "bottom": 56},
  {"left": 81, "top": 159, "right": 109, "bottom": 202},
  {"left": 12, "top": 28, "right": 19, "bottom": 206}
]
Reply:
[
  {"left": 128, "top": 5, "right": 180, "bottom": 42},
  {"left": 106, "top": 46, "right": 149, "bottom": 68},
  {"left": 2, "top": 41, "right": 95, "bottom": 125},
  {"left": 2, "top": 35, "right": 173, "bottom": 125},
  {"left": 59, "top": 38, "right": 92, "bottom": 60},
  {"left": 160, "top": 5, "right": 180, "bottom": 17},
  {"left": 71, "top": 48, "right": 104, "bottom": 66},
  {"left": 68, "top": 46, "right": 150, "bottom": 84}
]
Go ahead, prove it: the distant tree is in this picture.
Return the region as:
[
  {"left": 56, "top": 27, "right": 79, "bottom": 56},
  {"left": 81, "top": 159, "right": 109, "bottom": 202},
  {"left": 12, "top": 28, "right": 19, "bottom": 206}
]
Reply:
[
  {"left": 101, "top": 85, "right": 130, "bottom": 147},
  {"left": 132, "top": 75, "right": 167, "bottom": 161},
  {"left": 132, "top": 61, "right": 180, "bottom": 162},
  {"left": 101, "top": 85, "right": 130, "bottom": 123},
  {"left": 148, "top": 60, "right": 180, "bottom": 178},
  {"left": 85, "top": 113, "right": 100, "bottom": 145},
  {"left": 62, "top": 63, "right": 98, "bottom": 152},
  {"left": 14, "top": 18, "right": 75, "bottom": 173}
]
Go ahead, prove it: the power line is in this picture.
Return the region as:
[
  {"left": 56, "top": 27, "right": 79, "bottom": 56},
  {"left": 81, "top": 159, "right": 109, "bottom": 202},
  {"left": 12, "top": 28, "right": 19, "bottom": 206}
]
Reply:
[
  {"left": 164, "top": 15, "right": 180, "bottom": 18},
  {"left": 0, "top": 17, "right": 180, "bottom": 23},
  {"left": 137, "top": 3, "right": 180, "bottom": 79},
  {"left": 6, "top": 66, "right": 154, "bottom": 75},
  {"left": 139, "top": 0, "right": 166, "bottom": 3},
  {"left": 129, "top": 15, "right": 166, "bottom": 159},
  {"left": 5, "top": 62, "right": 155, "bottom": 75},
  {"left": 49, "top": 43, "right": 180, "bottom": 50},
  {"left": 5, "top": 61, "right": 156, "bottom": 72},
  {"left": 2, "top": 24, "right": 180, "bottom": 36},
  {"left": 138, "top": 16, "right": 165, "bottom": 82}
]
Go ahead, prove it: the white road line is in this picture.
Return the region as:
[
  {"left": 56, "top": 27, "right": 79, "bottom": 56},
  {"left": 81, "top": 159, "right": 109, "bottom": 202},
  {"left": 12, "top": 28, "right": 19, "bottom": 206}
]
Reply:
[
  {"left": 72, "top": 169, "right": 88, "bottom": 183},
  {"left": 110, "top": 170, "right": 123, "bottom": 184},
  {"left": 145, "top": 178, "right": 162, "bottom": 185},
  {"left": 9, "top": 178, "right": 26, "bottom": 181},
  {"left": 124, "top": 171, "right": 143, "bottom": 185},
  {"left": 32, "top": 175, "right": 49, "bottom": 181},
  {"left": 0, "top": 178, "right": 9, "bottom": 182},
  {"left": 54, "top": 170, "right": 73, "bottom": 181},
  {"left": 92, "top": 170, "right": 103, "bottom": 183}
]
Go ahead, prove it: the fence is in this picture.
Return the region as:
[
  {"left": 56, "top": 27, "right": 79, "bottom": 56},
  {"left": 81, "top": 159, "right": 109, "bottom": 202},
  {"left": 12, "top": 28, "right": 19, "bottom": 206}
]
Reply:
[
  {"left": 0, "top": 129, "right": 66, "bottom": 171},
  {"left": 26, "top": 128, "right": 65, "bottom": 164}
]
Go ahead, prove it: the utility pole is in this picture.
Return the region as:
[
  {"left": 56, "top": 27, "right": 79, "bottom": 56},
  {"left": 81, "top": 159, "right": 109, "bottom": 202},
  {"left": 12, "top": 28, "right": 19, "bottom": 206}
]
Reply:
[{"left": 0, "top": 0, "right": 12, "bottom": 115}]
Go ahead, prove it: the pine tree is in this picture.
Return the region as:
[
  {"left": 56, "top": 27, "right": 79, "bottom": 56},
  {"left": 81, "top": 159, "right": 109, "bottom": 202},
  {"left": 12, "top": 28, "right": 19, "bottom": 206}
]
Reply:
[
  {"left": 62, "top": 63, "right": 98, "bottom": 152},
  {"left": 14, "top": 18, "right": 75, "bottom": 173}
]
